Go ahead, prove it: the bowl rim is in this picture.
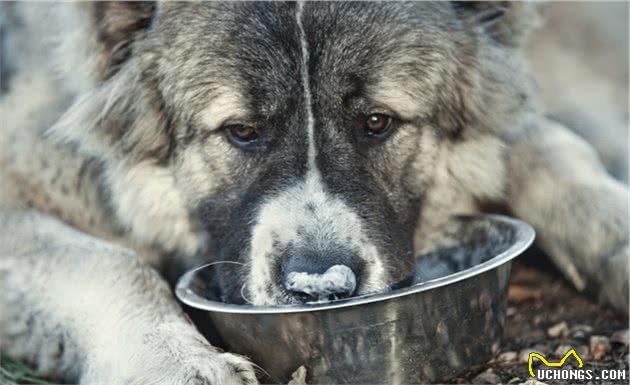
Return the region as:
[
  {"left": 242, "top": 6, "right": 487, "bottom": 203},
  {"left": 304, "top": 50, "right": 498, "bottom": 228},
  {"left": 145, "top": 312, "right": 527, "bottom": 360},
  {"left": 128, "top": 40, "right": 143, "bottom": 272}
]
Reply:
[{"left": 175, "top": 214, "right": 535, "bottom": 314}]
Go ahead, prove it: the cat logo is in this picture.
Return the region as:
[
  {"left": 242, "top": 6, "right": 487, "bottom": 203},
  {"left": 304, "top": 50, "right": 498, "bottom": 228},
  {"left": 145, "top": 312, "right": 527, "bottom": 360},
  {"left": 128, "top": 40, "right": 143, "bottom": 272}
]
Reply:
[{"left": 528, "top": 348, "right": 584, "bottom": 377}]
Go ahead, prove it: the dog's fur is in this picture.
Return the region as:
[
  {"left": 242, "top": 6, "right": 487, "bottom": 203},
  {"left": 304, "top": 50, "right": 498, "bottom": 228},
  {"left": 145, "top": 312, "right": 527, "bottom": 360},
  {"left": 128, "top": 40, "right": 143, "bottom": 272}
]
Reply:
[{"left": 0, "top": 2, "right": 627, "bottom": 384}]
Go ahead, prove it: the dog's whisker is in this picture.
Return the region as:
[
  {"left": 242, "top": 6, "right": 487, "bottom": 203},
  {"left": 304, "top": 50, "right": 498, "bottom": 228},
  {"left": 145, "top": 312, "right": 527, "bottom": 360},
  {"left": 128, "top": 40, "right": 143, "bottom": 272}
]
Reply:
[
  {"left": 207, "top": 260, "right": 246, "bottom": 267},
  {"left": 240, "top": 282, "right": 254, "bottom": 305}
]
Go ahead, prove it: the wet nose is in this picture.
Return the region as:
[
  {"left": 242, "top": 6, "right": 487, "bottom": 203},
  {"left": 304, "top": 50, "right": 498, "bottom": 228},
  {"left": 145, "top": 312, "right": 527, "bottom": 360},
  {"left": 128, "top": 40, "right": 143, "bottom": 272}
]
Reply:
[
  {"left": 282, "top": 251, "right": 359, "bottom": 302},
  {"left": 285, "top": 265, "right": 357, "bottom": 302}
]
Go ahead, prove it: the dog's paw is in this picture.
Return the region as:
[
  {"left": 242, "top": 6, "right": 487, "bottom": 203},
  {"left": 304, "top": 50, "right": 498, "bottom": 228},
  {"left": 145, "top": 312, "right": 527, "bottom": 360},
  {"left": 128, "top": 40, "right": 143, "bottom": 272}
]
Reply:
[
  {"left": 81, "top": 321, "right": 259, "bottom": 385},
  {"left": 83, "top": 349, "right": 258, "bottom": 385},
  {"left": 182, "top": 351, "right": 259, "bottom": 385}
]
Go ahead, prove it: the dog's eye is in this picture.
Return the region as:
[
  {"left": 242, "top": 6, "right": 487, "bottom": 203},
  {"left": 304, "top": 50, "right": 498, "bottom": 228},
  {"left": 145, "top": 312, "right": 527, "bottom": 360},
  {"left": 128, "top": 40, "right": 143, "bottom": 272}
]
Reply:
[
  {"left": 359, "top": 113, "right": 393, "bottom": 137},
  {"left": 224, "top": 124, "right": 259, "bottom": 146}
]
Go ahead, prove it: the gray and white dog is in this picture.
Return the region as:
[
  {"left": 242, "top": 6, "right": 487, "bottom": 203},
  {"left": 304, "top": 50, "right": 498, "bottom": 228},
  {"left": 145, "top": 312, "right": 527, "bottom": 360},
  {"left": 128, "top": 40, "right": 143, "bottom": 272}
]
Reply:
[{"left": 1, "top": 2, "right": 628, "bottom": 384}]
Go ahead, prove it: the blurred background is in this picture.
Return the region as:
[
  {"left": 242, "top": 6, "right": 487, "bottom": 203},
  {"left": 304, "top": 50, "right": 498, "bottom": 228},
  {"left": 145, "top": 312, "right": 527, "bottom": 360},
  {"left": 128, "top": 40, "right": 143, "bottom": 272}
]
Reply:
[{"left": 527, "top": 2, "right": 628, "bottom": 182}]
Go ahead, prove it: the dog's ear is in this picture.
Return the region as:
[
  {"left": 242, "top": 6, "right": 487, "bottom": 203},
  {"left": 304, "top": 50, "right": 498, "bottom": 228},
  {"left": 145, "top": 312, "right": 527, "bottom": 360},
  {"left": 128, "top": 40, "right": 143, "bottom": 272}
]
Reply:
[
  {"left": 452, "top": 2, "right": 541, "bottom": 46},
  {"left": 50, "top": 3, "right": 168, "bottom": 160},
  {"left": 85, "top": 2, "right": 156, "bottom": 80}
]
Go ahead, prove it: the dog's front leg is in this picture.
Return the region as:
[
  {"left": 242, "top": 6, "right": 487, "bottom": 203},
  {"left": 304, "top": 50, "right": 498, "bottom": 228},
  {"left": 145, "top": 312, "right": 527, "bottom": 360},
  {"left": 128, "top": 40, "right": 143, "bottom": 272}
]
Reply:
[
  {"left": 0, "top": 209, "right": 258, "bottom": 385},
  {"left": 505, "top": 117, "right": 628, "bottom": 313}
]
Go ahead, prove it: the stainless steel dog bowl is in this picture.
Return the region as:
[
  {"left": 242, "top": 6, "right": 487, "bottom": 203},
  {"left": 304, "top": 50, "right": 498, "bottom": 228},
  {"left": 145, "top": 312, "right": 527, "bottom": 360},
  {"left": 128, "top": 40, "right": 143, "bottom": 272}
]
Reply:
[{"left": 176, "top": 215, "right": 534, "bottom": 384}]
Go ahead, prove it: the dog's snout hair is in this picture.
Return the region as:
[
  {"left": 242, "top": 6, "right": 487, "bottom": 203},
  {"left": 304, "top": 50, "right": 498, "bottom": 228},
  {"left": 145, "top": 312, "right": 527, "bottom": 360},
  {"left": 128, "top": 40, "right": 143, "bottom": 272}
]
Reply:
[{"left": 247, "top": 171, "right": 387, "bottom": 305}]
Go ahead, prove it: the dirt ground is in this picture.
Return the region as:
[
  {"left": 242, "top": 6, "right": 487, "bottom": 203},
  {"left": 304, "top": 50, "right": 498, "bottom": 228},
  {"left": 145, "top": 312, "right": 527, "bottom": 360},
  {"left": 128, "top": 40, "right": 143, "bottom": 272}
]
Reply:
[{"left": 451, "top": 250, "right": 629, "bottom": 385}]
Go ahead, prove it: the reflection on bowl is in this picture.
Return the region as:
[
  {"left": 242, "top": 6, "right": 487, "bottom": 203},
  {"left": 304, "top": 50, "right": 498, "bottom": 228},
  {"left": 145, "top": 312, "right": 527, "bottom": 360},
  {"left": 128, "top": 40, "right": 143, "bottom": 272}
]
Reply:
[{"left": 176, "top": 215, "right": 535, "bottom": 384}]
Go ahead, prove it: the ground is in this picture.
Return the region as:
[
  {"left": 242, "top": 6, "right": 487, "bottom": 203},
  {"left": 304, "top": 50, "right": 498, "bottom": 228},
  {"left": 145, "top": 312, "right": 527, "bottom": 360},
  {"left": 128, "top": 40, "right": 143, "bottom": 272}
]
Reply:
[
  {"left": 1, "top": 250, "right": 628, "bottom": 385},
  {"left": 453, "top": 249, "right": 629, "bottom": 385}
]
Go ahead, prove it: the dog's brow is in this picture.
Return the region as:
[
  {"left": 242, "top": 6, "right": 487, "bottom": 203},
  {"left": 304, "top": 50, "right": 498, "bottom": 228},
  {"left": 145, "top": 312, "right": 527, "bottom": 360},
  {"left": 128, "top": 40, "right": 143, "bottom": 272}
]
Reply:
[
  {"left": 198, "top": 90, "right": 247, "bottom": 130},
  {"left": 368, "top": 81, "right": 432, "bottom": 121},
  {"left": 368, "top": 49, "right": 447, "bottom": 121}
]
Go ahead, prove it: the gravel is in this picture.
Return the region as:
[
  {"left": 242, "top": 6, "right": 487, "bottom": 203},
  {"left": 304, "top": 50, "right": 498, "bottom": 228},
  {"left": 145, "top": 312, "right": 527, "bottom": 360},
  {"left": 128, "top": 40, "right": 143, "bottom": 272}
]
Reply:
[
  {"left": 547, "top": 322, "right": 570, "bottom": 338},
  {"left": 472, "top": 369, "right": 501, "bottom": 384},
  {"left": 518, "top": 348, "right": 535, "bottom": 363},
  {"left": 611, "top": 329, "right": 629, "bottom": 346},
  {"left": 496, "top": 351, "right": 519, "bottom": 363},
  {"left": 589, "top": 336, "right": 612, "bottom": 360},
  {"left": 450, "top": 257, "right": 628, "bottom": 385},
  {"left": 553, "top": 344, "right": 574, "bottom": 357}
]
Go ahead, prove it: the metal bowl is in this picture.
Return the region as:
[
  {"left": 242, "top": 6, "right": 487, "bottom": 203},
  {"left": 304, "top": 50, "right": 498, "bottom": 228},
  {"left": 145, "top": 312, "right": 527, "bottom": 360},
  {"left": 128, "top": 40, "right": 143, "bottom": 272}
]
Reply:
[{"left": 176, "top": 215, "right": 535, "bottom": 384}]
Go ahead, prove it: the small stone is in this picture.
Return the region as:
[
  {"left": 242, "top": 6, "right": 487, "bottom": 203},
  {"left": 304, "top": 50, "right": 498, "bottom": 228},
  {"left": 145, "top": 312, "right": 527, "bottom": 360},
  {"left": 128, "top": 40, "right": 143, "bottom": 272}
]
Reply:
[
  {"left": 576, "top": 345, "right": 590, "bottom": 360},
  {"left": 589, "top": 335, "right": 611, "bottom": 360},
  {"left": 506, "top": 307, "right": 517, "bottom": 317},
  {"left": 472, "top": 368, "right": 500, "bottom": 384},
  {"left": 497, "top": 351, "right": 518, "bottom": 363},
  {"left": 519, "top": 348, "right": 535, "bottom": 363},
  {"left": 554, "top": 344, "right": 574, "bottom": 358},
  {"left": 547, "top": 321, "right": 569, "bottom": 338},
  {"left": 572, "top": 324, "right": 593, "bottom": 337},
  {"left": 611, "top": 329, "right": 629, "bottom": 346}
]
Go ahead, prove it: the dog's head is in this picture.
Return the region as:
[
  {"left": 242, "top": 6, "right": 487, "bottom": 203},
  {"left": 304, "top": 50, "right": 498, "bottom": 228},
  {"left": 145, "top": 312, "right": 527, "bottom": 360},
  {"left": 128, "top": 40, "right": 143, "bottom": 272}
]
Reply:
[{"left": 54, "top": 2, "right": 536, "bottom": 304}]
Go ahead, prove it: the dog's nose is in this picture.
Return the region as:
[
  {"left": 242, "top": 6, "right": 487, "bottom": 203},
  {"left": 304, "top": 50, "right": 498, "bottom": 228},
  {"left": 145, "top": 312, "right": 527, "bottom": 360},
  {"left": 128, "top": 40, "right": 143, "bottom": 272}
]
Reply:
[
  {"left": 284, "top": 264, "right": 357, "bottom": 302},
  {"left": 283, "top": 250, "right": 357, "bottom": 302}
]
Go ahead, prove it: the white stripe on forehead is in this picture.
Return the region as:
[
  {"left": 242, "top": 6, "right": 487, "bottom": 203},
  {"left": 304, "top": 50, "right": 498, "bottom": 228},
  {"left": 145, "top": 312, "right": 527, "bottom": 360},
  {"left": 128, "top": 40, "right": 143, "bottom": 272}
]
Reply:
[
  {"left": 245, "top": 2, "right": 389, "bottom": 304},
  {"left": 296, "top": 1, "right": 318, "bottom": 175}
]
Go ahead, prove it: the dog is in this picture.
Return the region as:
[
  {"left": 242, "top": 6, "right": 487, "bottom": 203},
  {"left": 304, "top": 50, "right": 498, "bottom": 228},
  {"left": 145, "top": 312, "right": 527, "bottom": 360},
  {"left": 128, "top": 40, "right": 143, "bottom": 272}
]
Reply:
[{"left": 1, "top": 2, "right": 627, "bottom": 384}]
